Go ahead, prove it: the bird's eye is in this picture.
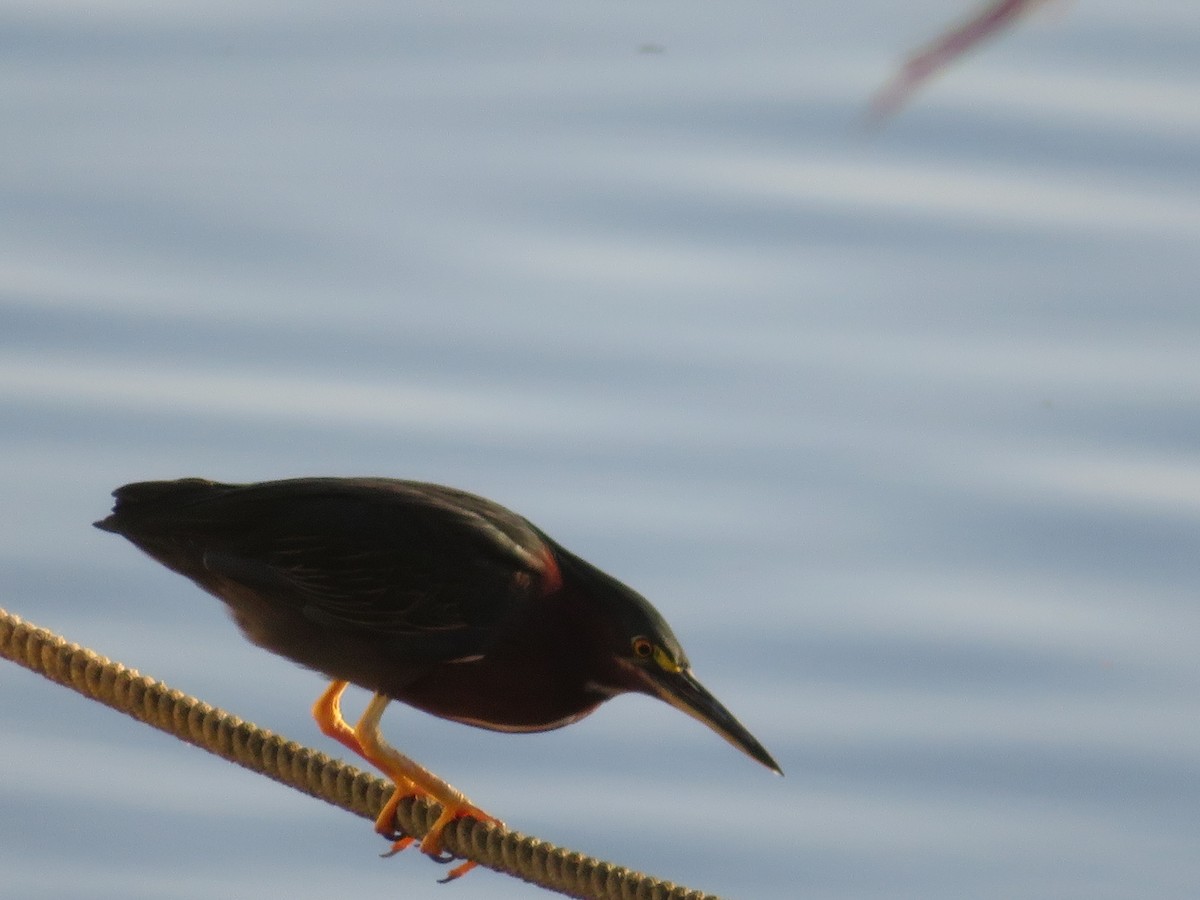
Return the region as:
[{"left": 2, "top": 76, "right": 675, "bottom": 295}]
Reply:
[{"left": 631, "top": 636, "right": 653, "bottom": 658}]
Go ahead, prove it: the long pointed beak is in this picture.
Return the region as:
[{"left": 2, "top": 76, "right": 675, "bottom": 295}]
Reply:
[{"left": 640, "top": 666, "right": 782, "bottom": 774}]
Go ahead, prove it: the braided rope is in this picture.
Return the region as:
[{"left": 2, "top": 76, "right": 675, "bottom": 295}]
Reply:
[{"left": 1, "top": 607, "right": 720, "bottom": 900}]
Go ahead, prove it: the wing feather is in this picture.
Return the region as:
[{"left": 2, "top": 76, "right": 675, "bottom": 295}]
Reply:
[{"left": 106, "top": 478, "right": 557, "bottom": 657}]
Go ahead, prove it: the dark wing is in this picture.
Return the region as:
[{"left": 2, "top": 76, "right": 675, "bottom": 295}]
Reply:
[{"left": 97, "top": 478, "right": 558, "bottom": 661}]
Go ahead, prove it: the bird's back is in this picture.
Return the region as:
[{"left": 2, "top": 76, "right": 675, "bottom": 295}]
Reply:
[{"left": 96, "top": 477, "right": 561, "bottom": 688}]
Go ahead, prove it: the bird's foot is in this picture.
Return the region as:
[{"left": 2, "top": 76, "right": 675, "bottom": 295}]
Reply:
[
  {"left": 420, "top": 799, "right": 503, "bottom": 882},
  {"left": 374, "top": 787, "right": 418, "bottom": 856},
  {"left": 373, "top": 785, "right": 501, "bottom": 877}
]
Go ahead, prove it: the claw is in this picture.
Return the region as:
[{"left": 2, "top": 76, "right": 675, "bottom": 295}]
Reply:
[
  {"left": 438, "top": 860, "right": 478, "bottom": 883},
  {"left": 379, "top": 835, "right": 415, "bottom": 858},
  {"left": 417, "top": 801, "right": 503, "bottom": 863},
  {"left": 373, "top": 787, "right": 415, "bottom": 847}
]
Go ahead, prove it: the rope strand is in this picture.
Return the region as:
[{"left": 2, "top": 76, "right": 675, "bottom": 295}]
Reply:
[{"left": 1, "top": 606, "right": 719, "bottom": 900}]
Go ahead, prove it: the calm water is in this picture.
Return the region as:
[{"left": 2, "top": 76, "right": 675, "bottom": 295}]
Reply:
[{"left": 3, "top": 2, "right": 1199, "bottom": 898}]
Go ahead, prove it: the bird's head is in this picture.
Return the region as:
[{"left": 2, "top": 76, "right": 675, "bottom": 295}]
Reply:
[{"left": 550, "top": 542, "right": 782, "bottom": 775}]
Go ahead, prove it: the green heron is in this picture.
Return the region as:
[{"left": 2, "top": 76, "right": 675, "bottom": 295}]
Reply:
[{"left": 95, "top": 477, "right": 780, "bottom": 879}]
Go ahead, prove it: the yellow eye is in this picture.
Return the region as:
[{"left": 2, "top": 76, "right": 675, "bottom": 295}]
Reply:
[{"left": 632, "top": 636, "right": 653, "bottom": 658}]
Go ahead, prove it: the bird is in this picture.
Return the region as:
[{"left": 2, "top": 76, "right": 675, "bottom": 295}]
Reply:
[{"left": 95, "top": 477, "right": 781, "bottom": 879}]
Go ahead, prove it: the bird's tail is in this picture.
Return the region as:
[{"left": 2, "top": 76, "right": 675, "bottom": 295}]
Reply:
[{"left": 94, "top": 478, "right": 228, "bottom": 533}]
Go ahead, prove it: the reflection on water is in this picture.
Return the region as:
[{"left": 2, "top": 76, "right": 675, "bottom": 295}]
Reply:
[{"left": 2, "top": 2, "right": 1199, "bottom": 899}]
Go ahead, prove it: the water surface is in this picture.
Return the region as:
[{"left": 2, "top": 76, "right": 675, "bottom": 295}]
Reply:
[{"left": 2, "top": 2, "right": 1198, "bottom": 898}]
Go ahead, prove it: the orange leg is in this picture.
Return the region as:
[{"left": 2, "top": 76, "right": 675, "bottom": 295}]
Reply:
[
  {"left": 354, "top": 692, "right": 503, "bottom": 880},
  {"left": 312, "top": 681, "right": 415, "bottom": 852},
  {"left": 312, "top": 680, "right": 367, "bottom": 758}
]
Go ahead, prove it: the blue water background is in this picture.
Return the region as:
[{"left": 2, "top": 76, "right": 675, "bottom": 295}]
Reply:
[{"left": 2, "top": 2, "right": 1199, "bottom": 898}]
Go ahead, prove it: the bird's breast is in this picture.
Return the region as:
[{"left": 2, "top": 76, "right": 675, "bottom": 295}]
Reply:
[{"left": 386, "top": 649, "right": 607, "bottom": 733}]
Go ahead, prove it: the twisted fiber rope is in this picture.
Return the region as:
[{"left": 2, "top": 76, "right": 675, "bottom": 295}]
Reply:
[{"left": 1, "top": 607, "right": 719, "bottom": 900}]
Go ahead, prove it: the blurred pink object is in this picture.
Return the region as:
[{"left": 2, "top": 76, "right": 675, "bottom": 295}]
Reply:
[{"left": 870, "top": 0, "right": 1053, "bottom": 120}]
